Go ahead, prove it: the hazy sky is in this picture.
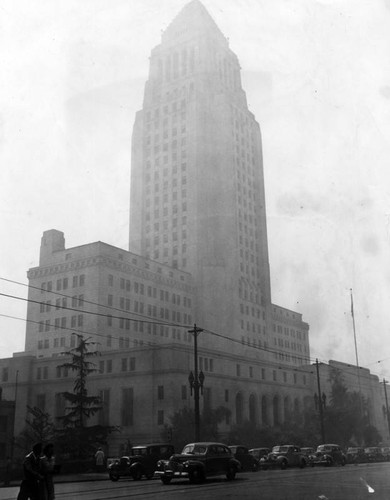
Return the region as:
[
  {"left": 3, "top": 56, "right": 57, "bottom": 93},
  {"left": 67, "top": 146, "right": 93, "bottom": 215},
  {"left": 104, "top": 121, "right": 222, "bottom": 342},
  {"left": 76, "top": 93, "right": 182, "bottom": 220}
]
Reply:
[{"left": 1, "top": 0, "right": 390, "bottom": 379}]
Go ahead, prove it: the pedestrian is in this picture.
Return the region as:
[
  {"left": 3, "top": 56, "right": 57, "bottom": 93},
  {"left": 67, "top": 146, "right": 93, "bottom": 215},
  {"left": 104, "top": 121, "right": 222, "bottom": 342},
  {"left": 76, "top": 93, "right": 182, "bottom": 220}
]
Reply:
[
  {"left": 17, "top": 442, "right": 43, "bottom": 500},
  {"left": 40, "top": 443, "right": 55, "bottom": 500},
  {"left": 94, "top": 447, "right": 105, "bottom": 472}
]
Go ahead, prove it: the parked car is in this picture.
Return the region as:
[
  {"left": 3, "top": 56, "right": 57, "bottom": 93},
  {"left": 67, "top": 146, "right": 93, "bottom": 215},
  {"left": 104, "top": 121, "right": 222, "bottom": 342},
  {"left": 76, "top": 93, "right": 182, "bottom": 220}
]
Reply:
[
  {"left": 301, "top": 447, "right": 316, "bottom": 465},
  {"left": 228, "top": 445, "right": 259, "bottom": 471},
  {"left": 312, "top": 444, "right": 346, "bottom": 466},
  {"left": 249, "top": 447, "right": 271, "bottom": 462},
  {"left": 381, "top": 447, "right": 390, "bottom": 461},
  {"left": 108, "top": 443, "right": 174, "bottom": 481},
  {"left": 364, "top": 447, "right": 383, "bottom": 462},
  {"left": 155, "top": 442, "right": 241, "bottom": 484},
  {"left": 346, "top": 447, "right": 367, "bottom": 464},
  {"left": 260, "top": 445, "right": 307, "bottom": 470}
]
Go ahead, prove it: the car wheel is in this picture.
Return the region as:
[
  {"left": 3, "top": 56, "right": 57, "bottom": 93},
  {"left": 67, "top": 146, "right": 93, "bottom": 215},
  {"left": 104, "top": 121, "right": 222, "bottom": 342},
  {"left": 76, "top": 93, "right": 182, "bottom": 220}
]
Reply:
[
  {"left": 132, "top": 467, "right": 142, "bottom": 481},
  {"left": 252, "top": 462, "right": 260, "bottom": 472},
  {"left": 300, "top": 459, "right": 306, "bottom": 469},
  {"left": 280, "top": 460, "right": 287, "bottom": 470},
  {"left": 341, "top": 458, "right": 346, "bottom": 466},
  {"left": 109, "top": 473, "right": 119, "bottom": 482},
  {"left": 325, "top": 457, "right": 333, "bottom": 467},
  {"left": 226, "top": 465, "right": 236, "bottom": 481},
  {"left": 161, "top": 477, "right": 172, "bottom": 485},
  {"left": 189, "top": 468, "right": 204, "bottom": 484}
]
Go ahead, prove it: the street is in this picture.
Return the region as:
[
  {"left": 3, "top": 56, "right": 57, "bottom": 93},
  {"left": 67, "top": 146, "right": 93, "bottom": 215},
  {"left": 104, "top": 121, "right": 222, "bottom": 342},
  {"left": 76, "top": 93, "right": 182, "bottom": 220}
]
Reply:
[{"left": 1, "top": 463, "right": 389, "bottom": 500}]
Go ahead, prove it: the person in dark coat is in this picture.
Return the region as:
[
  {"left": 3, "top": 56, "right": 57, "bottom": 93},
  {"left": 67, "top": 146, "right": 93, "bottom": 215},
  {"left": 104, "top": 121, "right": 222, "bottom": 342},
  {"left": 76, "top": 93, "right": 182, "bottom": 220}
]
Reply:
[
  {"left": 17, "top": 442, "right": 43, "bottom": 500},
  {"left": 40, "top": 443, "right": 55, "bottom": 500}
]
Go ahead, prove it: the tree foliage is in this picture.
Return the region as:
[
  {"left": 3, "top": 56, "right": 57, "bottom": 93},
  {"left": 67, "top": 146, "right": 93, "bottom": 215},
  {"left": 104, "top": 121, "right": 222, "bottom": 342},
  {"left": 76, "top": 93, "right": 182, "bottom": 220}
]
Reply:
[
  {"left": 58, "top": 335, "right": 102, "bottom": 429},
  {"left": 15, "top": 406, "right": 55, "bottom": 453},
  {"left": 163, "top": 406, "right": 231, "bottom": 451},
  {"left": 323, "top": 368, "right": 382, "bottom": 447},
  {"left": 56, "top": 334, "right": 118, "bottom": 459}
]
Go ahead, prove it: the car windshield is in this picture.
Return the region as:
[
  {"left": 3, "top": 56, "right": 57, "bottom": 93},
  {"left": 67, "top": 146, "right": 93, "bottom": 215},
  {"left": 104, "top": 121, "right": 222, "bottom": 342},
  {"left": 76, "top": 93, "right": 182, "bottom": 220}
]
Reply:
[
  {"left": 182, "top": 444, "right": 207, "bottom": 455},
  {"left": 317, "top": 445, "right": 332, "bottom": 452},
  {"left": 278, "top": 446, "right": 292, "bottom": 453},
  {"left": 130, "top": 448, "right": 147, "bottom": 456},
  {"left": 271, "top": 446, "right": 282, "bottom": 453}
]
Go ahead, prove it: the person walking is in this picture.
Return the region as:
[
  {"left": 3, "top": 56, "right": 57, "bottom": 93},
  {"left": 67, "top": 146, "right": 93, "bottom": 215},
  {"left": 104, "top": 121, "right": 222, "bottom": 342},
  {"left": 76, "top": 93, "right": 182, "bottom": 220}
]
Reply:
[
  {"left": 94, "top": 447, "right": 105, "bottom": 472},
  {"left": 40, "top": 443, "right": 55, "bottom": 500},
  {"left": 17, "top": 442, "right": 43, "bottom": 500}
]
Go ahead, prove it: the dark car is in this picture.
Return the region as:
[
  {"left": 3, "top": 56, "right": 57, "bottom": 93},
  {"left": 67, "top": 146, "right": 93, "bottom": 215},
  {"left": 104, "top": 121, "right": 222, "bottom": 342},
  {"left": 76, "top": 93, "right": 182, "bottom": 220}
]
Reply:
[
  {"left": 249, "top": 447, "right": 271, "bottom": 462},
  {"left": 108, "top": 443, "right": 174, "bottom": 481},
  {"left": 381, "top": 447, "right": 390, "bottom": 461},
  {"left": 155, "top": 442, "right": 241, "bottom": 484},
  {"left": 312, "top": 444, "right": 346, "bottom": 466},
  {"left": 364, "top": 447, "right": 383, "bottom": 462},
  {"left": 260, "top": 445, "right": 307, "bottom": 470},
  {"left": 229, "top": 445, "right": 259, "bottom": 471},
  {"left": 301, "top": 447, "right": 316, "bottom": 465},
  {"left": 346, "top": 447, "right": 367, "bottom": 464}
]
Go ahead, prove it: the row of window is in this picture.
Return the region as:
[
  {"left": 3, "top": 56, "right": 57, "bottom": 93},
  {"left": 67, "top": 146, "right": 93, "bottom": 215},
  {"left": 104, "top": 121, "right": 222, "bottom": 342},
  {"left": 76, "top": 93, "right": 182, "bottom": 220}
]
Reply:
[
  {"left": 109, "top": 278, "right": 192, "bottom": 308},
  {"left": 40, "top": 274, "right": 85, "bottom": 293},
  {"left": 40, "top": 295, "right": 84, "bottom": 313},
  {"left": 38, "top": 314, "right": 84, "bottom": 333}
]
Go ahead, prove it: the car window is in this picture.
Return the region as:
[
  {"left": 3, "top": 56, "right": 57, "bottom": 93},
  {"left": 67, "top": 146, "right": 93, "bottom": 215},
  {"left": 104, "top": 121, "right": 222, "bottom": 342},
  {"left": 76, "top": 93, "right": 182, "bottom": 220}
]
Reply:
[{"left": 193, "top": 445, "right": 207, "bottom": 454}]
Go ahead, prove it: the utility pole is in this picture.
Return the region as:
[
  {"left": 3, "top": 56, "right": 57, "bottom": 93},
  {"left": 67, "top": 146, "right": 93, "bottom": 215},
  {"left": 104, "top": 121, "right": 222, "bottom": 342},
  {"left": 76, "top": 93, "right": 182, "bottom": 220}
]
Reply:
[
  {"left": 315, "top": 359, "right": 326, "bottom": 443},
  {"left": 188, "top": 324, "right": 205, "bottom": 442},
  {"left": 383, "top": 379, "right": 390, "bottom": 440}
]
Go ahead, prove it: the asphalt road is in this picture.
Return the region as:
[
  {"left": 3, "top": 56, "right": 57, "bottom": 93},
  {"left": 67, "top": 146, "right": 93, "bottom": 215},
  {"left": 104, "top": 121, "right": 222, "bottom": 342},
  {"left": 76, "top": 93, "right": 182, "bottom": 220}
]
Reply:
[{"left": 2, "top": 463, "right": 389, "bottom": 500}]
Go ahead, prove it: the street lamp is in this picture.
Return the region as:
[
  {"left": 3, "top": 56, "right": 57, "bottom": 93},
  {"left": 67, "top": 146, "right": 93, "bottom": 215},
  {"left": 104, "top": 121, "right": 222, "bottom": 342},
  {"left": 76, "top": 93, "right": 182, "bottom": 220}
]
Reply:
[
  {"left": 188, "top": 324, "right": 205, "bottom": 442},
  {"left": 313, "top": 359, "right": 326, "bottom": 443}
]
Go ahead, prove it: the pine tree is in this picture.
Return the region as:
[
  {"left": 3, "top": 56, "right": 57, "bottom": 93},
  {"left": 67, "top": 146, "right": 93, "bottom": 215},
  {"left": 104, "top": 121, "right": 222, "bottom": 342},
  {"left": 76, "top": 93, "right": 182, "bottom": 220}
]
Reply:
[
  {"left": 59, "top": 335, "right": 102, "bottom": 429},
  {"left": 57, "top": 334, "right": 109, "bottom": 461}
]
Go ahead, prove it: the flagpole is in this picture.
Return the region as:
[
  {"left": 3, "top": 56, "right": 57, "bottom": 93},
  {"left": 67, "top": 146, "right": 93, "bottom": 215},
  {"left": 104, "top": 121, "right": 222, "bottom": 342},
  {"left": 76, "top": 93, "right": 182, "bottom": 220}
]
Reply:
[{"left": 350, "top": 288, "right": 363, "bottom": 417}]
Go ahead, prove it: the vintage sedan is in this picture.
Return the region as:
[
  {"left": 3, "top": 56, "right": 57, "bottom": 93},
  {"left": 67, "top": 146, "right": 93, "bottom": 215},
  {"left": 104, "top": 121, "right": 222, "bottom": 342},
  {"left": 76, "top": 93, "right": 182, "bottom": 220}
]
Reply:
[
  {"left": 364, "top": 447, "right": 383, "bottom": 462},
  {"left": 228, "top": 445, "right": 260, "bottom": 471},
  {"left": 108, "top": 443, "right": 174, "bottom": 481},
  {"left": 249, "top": 447, "right": 271, "bottom": 462},
  {"left": 312, "top": 444, "right": 346, "bottom": 466},
  {"left": 155, "top": 442, "right": 241, "bottom": 484},
  {"left": 346, "top": 447, "right": 367, "bottom": 464},
  {"left": 260, "top": 445, "right": 307, "bottom": 470}
]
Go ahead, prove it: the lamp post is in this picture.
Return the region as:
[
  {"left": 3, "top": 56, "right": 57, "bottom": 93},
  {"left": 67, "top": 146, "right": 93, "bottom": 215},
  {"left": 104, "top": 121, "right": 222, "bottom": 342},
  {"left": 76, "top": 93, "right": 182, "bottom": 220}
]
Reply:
[
  {"left": 314, "top": 359, "right": 326, "bottom": 443},
  {"left": 188, "top": 324, "right": 205, "bottom": 442}
]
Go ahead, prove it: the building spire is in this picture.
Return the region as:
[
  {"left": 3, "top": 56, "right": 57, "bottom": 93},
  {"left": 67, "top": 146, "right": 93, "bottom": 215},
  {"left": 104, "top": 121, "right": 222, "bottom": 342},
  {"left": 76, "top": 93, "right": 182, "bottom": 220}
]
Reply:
[{"left": 162, "top": 0, "right": 226, "bottom": 44}]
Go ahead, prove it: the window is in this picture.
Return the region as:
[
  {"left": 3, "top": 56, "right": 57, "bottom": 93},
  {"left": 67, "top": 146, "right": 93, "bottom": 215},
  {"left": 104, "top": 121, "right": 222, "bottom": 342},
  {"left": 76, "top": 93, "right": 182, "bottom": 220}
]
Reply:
[
  {"left": 236, "top": 364, "right": 241, "bottom": 376},
  {"left": 79, "top": 274, "right": 85, "bottom": 286},
  {"left": 121, "top": 358, "right": 127, "bottom": 372},
  {"left": 72, "top": 276, "right": 78, "bottom": 288},
  {"left": 157, "top": 410, "right": 164, "bottom": 425},
  {"left": 157, "top": 385, "right": 164, "bottom": 400},
  {"left": 225, "top": 389, "right": 229, "bottom": 403}
]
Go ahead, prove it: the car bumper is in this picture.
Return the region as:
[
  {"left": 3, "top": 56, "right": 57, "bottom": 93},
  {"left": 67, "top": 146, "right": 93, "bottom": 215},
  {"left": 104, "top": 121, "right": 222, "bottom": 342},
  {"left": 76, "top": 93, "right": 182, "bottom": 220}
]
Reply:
[{"left": 155, "top": 470, "right": 189, "bottom": 479}]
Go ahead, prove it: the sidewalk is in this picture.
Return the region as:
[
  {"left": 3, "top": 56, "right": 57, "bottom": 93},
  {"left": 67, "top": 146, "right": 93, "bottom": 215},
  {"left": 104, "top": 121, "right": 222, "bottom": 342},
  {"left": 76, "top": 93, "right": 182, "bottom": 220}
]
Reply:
[{"left": 2, "top": 471, "right": 108, "bottom": 488}]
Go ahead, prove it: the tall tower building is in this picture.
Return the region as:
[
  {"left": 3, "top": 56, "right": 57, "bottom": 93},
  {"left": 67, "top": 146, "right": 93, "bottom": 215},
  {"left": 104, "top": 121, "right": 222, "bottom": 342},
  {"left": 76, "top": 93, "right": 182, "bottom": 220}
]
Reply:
[{"left": 130, "top": 0, "right": 273, "bottom": 352}]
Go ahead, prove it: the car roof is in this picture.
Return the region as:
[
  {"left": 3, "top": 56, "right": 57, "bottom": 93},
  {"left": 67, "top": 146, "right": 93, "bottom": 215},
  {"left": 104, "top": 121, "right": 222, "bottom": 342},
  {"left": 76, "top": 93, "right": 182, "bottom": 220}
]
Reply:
[
  {"left": 132, "top": 443, "right": 173, "bottom": 448},
  {"left": 184, "top": 442, "right": 228, "bottom": 447}
]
